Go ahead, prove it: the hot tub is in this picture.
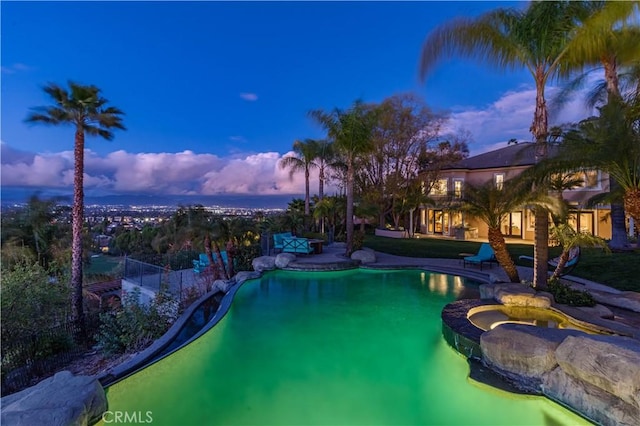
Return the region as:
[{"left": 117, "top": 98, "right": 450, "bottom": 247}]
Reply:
[{"left": 467, "top": 304, "right": 607, "bottom": 334}]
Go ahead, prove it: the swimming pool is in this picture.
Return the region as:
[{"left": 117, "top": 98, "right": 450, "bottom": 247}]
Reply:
[{"left": 101, "top": 269, "right": 589, "bottom": 425}]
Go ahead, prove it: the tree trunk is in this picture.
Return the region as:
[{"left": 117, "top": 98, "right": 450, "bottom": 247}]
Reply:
[
  {"left": 533, "top": 208, "right": 550, "bottom": 289},
  {"left": 602, "top": 55, "right": 628, "bottom": 249},
  {"left": 532, "top": 70, "right": 550, "bottom": 289},
  {"left": 318, "top": 166, "right": 325, "bottom": 200},
  {"left": 345, "top": 158, "right": 355, "bottom": 256},
  {"left": 212, "top": 241, "right": 229, "bottom": 280},
  {"left": 71, "top": 128, "right": 85, "bottom": 328},
  {"left": 319, "top": 167, "right": 325, "bottom": 234},
  {"left": 225, "top": 240, "right": 236, "bottom": 278},
  {"left": 204, "top": 234, "right": 218, "bottom": 280},
  {"left": 304, "top": 168, "right": 310, "bottom": 216},
  {"left": 488, "top": 227, "right": 520, "bottom": 283},
  {"left": 550, "top": 249, "right": 570, "bottom": 282}
]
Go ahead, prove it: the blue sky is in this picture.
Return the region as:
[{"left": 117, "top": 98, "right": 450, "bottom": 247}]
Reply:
[{"left": 1, "top": 1, "right": 597, "bottom": 198}]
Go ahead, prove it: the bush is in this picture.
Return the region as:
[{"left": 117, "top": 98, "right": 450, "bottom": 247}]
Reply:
[
  {"left": 95, "top": 285, "right": 179, "bottom": 356},
  {"left": 234, "top": 244, "right": 261, "bottom": 271},
  {"left": 547, "top": 279, "right": 596, "bottom": 307},
  {"left": 353, "top": 231, "right": 365, "bottom": 251}
]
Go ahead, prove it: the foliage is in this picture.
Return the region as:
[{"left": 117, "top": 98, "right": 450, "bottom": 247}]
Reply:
[
  {"left": 352, "top": 231, "right": 365, "bottom": 251},
  {"left": 233, "top": 244, "right": 261, "bottom": 272},
  {"left": 357, "top": 93, "right": 465, "bottom": 229},
  {"left": 547, "top": 279, "right": 596, "bottom": 307},
  {"left": 310, "top": 100, "right": 376, "bottom": 255},
  {"left": 1, "top": 261, "right": 71, "bottom": 343},
  {"left": 95, "top": 286, "right": 178, "bottom": 356}
]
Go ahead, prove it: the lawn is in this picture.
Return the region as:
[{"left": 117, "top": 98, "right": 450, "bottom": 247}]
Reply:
[
  {"left": 85, "top": 254, "right": 124, "bottom": 283},
  {"left": 363, "top": 235, "right": 640, "bottom": 292}
]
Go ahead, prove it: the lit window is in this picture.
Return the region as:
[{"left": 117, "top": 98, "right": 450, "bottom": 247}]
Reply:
[
  {"left": 453, "top": 180, "right": 463, "bottom": 198},
  {"left": 431, "top": 178, "right": 448, "bottom": 196},
  {"left": 494, "top": 173, "right": 504, "bottom": 190}
]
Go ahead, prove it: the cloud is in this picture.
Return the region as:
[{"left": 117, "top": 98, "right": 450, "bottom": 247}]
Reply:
[
  {"left": 445, "top": 83, "right": 598, "bottom": 155},
  {"left": 239, "top": 92, "right": 258, "bottom": 101},
  {"left": 1, "top": 63, "right": 32, "bottom": 74},
  {"left": 0, "top": 146, "right": 326, "bottom": 196},
  {"left": 229, "top": 136, "right": 246, "bottom": 143}
]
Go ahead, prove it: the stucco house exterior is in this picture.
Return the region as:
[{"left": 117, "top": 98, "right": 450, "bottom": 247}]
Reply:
[{"left": 417, "top": 143, "right": 613, "bottom": 241}]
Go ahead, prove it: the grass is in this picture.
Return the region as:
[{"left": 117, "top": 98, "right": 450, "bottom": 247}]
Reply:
[
  {"left": 363, "top": 235, "right": 640, "bottom": 292},
  {"left": 85, "top": 255, "right": 123, "bottom": 283}
]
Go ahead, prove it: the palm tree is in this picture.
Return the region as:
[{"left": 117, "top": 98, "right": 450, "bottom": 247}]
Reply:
[
  {"left": 419, "top": 1, "right": 580, "bottom": 288},
  {"left": 460, "top": 177, "right": 560, "bottom": 283},
  {"left": 26, "top": 82, "right": 125, "bottom": 325},
  {"left": 557, "top": 1, "right": 640, "bottom": 248},
  {"left": 310, "top": 101, "right": 375, "bottom": 255},
  {"left": 561, "top": 99, "right": 640, "bottom": 232},
  {"left": 279, "top": 139, "right": 320, "bottom": 221},
  {"left": 549, "top": 224, "right": 608, "bottom": 281}
]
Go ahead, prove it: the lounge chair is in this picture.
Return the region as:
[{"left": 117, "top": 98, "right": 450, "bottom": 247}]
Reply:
[
  {"left": 463, "top": 243, "right": 497, "bottom": 270},
  {"left": 518, "top": 246, "right": 581, "bottom": 277}
]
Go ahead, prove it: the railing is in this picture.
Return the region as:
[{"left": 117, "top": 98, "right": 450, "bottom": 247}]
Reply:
[
  {"left": 1, "top": 315, "right": 101, "bottom": 396},
  {"left": 123, "top": 257, "right": 193, "bottom": 297}
]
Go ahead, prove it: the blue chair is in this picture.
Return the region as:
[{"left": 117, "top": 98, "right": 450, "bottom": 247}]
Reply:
[
  {"left": 272, "top": 232, "right": 293, "bottom": 254},
  {"left": 463, "top": 243, "right": 497, "bottom": 270},
  {"left": 193, "top": 251, "right": 229, "bottom": 273},
  {"left": 519, "top": 246, "right": 580, "bottom": 276}
]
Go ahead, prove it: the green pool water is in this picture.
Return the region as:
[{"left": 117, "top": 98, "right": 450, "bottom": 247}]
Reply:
[{"left": 102, "top": 269, "right": 589, "bottom": 426}]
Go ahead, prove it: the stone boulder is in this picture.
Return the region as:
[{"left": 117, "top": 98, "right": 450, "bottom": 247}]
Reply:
[
  {"left": 589, "top": 290, "right": 640, "bottom": 313},
  {"left": 275, "top": 253, "right": 297, "bottom": 269},
  {"left": 235, "top": 270, "right": 261, "bottom": 285},
  {"left": 1, "top": 371, "right": 107, "bottom": 426},
  {"left": 554, "top": 335, "right": 640, "bottom": 410},
  {"left": 483, "top": 283, "right": 552, "bottom": 308},
  {"left": 480, "top": 324, "right": 583, "bottom": 381},
  {"left": 544, "top": 366, "right": 640, "bottom": 426},
  {"left": 351, "top": 250, "right": 376, "bottom": 264},
  {"left": 252, "top": 256, "right": 276, "bottom": 272},
  {"left": 213, "top": 279, "right": 234, "bottom": 293}
]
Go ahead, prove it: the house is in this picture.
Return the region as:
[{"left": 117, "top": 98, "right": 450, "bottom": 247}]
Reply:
[{"left": 417, "top": 143, "right": 613, "bottom": 241}]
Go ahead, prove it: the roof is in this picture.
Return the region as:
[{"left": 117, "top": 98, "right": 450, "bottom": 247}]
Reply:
[{"left": 444, "top": 143, "right": 540, "bottom": 170}]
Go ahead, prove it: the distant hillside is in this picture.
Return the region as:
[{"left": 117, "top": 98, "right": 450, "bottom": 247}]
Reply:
[{"left": 1, "top": 188, "right": 301, "bottom": 209}]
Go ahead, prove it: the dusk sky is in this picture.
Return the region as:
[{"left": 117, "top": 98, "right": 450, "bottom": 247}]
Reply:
[{"left": 1, "top": 1, "right": 599, "bottom": 199}]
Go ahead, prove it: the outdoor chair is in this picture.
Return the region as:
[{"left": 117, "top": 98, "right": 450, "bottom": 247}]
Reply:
[
  {"left": 463, "top": 243, "right": 497, "bottom": 270},
  {"left": 519, "top": 246, "right": 581, "bottom": 277},
  {"left": 272, "top": 232, "right": 293, "bottom": 254}
]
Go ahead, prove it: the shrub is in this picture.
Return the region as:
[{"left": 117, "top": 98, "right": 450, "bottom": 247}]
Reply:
[
  {"left": 547, "top": 279, "right": 596, "bottom": 307},
  {"left": 353, "top": 231, "right": 365, "bottom": 251},
  {"left": 95, "top": 285, "right": 179, "bottom": 356}
]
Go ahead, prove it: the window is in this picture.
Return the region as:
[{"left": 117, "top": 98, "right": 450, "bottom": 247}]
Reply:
[
  {"left": 453, "top": 179, "right": 463, "bottom": 198},
  {"left": 565, "top": 170, "right": 601, "bottom": 190},
  {"left": 430, "top": 178, "right": 448, "bottom": 196},
  {"left": 494, "top": 173, "right": 505, "bottom": 190}
]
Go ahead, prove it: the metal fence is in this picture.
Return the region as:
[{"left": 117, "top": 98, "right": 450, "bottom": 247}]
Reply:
[
  {"left": 123, "top": 257, "right": 197, "bottom": 297},
  {"left": 1, "top": 315, "right": 100, "bottom": 396}
]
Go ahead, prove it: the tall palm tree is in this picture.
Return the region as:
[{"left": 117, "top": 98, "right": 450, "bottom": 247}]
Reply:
[
  {"left": 419, "top": 1, "right": 580, "bottom": 288},
  {"left": 279, "top": 139, "right": 320, "bottom": 220},
  {"left": 562, "top": 99, "right": 640, "bottom": 231},
  {"left": 310, "top": 101, "right": 375, "bottom": 255},
  {"left": 557, "top": 1, "right": 640, "bottom": 248},
  {"left": 26, "top": 82, "right": 125, "bottom": 325}
]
